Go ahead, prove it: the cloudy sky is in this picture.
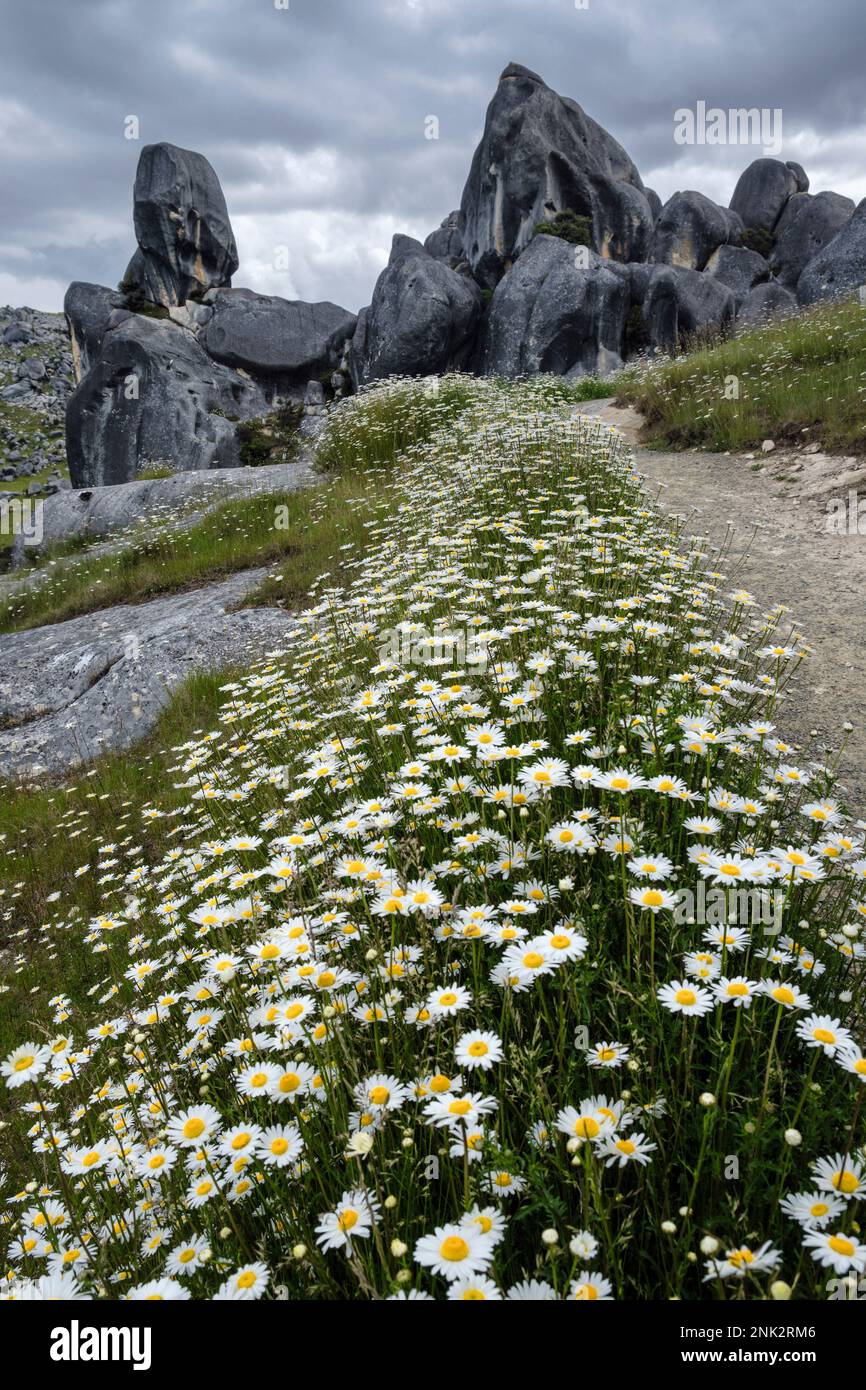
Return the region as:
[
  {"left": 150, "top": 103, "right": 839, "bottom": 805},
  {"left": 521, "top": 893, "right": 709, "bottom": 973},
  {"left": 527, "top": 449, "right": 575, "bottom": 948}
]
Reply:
[{"left": 1, "top": 0, "right": 864, "bottom": 313}]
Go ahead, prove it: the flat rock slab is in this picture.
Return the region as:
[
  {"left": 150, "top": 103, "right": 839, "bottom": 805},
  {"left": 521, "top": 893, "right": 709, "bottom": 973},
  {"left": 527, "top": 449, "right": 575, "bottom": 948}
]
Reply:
[
  {"left": 0, "top": 568, "right": 294, "bottom": 780},
  {"left": 12, "top": 458, "right": 316, "bottom": 563}
]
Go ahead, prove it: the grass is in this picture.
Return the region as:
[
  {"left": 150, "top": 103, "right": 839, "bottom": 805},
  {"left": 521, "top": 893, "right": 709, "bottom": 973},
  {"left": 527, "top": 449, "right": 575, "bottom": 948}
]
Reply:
[
  {"left": 0, "top": 668, "right": 247, "bottom": 1059},
  {"left": 2, "top": 375, "right": 863, "bottom": 1302},
  {"left": 0, "top": 472, "right": 389, "bottom": 633},
  {"left": 617, "top": 294, "right": 866, "bottom": 454}
]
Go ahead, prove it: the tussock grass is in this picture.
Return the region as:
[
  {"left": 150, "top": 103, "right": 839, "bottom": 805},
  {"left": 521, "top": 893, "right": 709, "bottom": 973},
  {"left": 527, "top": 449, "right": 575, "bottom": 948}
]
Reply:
[{"left": 618, "top": 296, "right": 866, "bottom": 454}]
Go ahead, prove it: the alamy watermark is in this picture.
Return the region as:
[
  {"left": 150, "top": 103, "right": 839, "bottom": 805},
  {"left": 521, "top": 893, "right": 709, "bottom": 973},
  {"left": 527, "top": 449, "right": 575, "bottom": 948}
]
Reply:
[
  {"left": 377, "top": 623, "right": 489, "bottom": 669},
  {"left": 0, "top": 497, "right": 43, "bottom": 545},
  {"left": 674, "top": 883, "right": 784, "bottom": 935},
  {"left": 674, "top": 102, "right": 783, "bottom": 156},
  {"left": 826, "top": 489, "right": 866, "bottom": 535}
]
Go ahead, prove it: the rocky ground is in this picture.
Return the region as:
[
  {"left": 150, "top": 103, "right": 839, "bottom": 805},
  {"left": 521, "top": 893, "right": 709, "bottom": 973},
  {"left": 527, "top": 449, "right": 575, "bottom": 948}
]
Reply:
[
  {"left": 581, "top": 398, "right": 866, "bottom": 817},
  {"left": 0, "top": 567, "right": 299, "bottom": 779},
  {"left": 0, "top": 306, "right": 73, "bottom": 498}
]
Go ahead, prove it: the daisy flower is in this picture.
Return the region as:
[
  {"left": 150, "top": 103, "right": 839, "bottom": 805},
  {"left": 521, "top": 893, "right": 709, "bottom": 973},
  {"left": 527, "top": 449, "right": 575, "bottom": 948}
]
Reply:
[
  {"left": 598, "top": 1130, "right": 657, "bottom": 1168},
  {"left": 215, "top": 1262, "right": 270, "bottom": 1300},
  {"left": 414, "top": 1224, "right": 496, "bottom": 1281},
  {"left": 802, "top": 1229, "right": 866, "bottom": 1276},
  {"left": 446, "top": 1275, "right": 503, "bottom": 1300},
  {"left": 455, "top": 1031, "right": 504, "bottom": 1071},
  {"left": 568, "top": 1271, "right": 614, "bottom": 1300},
  {"left": 811, "top": 1152, "right": 866, "bottom": 1201},
  {"left": 796, "top": 1015, "right": 854, "bottom": 1057},
  {"left": 316, "top": 1190, "right": 377, "bottom": 1252},
  {"left": 656, "top": 980, "right": 715, "bottom": 1017},
  {"left": 779, "top": 1191, "right": 846, "bottom": 1229},
  {"left": 586, "top": 1040, "right": 630, "bottom": 1069}
]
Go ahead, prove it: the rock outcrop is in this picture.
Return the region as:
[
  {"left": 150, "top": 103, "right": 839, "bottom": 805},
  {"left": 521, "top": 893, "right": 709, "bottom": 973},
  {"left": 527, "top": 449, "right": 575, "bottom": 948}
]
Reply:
[
  {"left": 649, "top": 191, "right": 743, "bottom": 271},
  {"left": 729, "top": 158, "right": 808, "bottom": 233},
  {"left": 350, "top": 236, "right": 481, "bottom": 385},
  {"left": 66, "top": 313, "right": 267, "bottom": 487},
  {"left": 121, "top": 143, "right": 239, "bottom": 308},
  {"left": 58, "top": 64, "right": 866, "bottom": 483},
  {"left": 459, "top": 63, "right": 653, "bottom": 288},
  {"left": 479, "top": 236, "right": 629, "bottom": 378},
  {"left": 796, "top": 197, "right": 866, "bottom": 304},
  {"left": 770, "top": 191, "right": 855, "bottom": 290},
  {"left": 201, "top": 288, "right": 356, "bottom": 392}
]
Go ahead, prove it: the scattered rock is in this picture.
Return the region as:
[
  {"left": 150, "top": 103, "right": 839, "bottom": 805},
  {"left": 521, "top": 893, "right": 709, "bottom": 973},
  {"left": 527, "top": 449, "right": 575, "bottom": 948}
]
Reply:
[
  {"left": 729, "top": 158, "right": 804, "bottom": 233},
  {"left": 796, "top": 197, "right": 866, "bottom": 305},
  {"left": 770, "top": 191, "right": 855, "bottom": 290},
  {"left": 201, "top": 288, "right": 356, "bottom": 392}
]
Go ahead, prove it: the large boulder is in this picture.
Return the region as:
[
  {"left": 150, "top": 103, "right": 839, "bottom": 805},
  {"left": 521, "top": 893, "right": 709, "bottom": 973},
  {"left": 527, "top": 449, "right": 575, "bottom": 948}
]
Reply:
[
  {"left": 649, "top": 191, "right": 743, "bottom": 271},
  {"left": 729, "top": 158, "right": 805, "bottom": 233},
  {"left": 737, "top": 280, "right": 798, "bottom": 327},
  {"left": 478, "top": 234, "right": 630, "bottom": 378},
  {"left": 66, "top": 312, "right": 266, "bottom": 487},
  {"left": 121, "top": 143, "right": 239, "bottom": 308},
  {"left": 349, "top": 235, "right": 482, "bottom": 385},
  {"left": 633, "top": 265, "right": 736, "bottom": 353},
  {"left": 64, "top": 282, "right": 128, "bottom": 382},
  {"left": 797, "top": 198, "right": 866, "bottom": 305},
  {"left": 424, "top": 212, "right": 465, "bottom": 268},
  {"left": 770, "top": 191, "right": 856, "bottom": 290},
  {"left": 201, "top": 288, "right": 356, "bottom": 393},
  {"left": 703, "top": 244, "right": 770, "bottom": 306},
  {"left": 459, "top": 62, "right": 653, "bottom": 287}
]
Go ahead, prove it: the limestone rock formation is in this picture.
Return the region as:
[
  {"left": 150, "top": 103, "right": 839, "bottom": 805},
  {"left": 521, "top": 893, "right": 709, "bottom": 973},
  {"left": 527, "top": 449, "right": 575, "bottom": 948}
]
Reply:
[
  {"left": 459, "top": 63, "right": 653, "bottom": 288},
  {"left": 121, "top": 143, "right": 239, "bottom": 308},
  {"left": 349, "top": 236, "right": 481, "bottom": 386}
]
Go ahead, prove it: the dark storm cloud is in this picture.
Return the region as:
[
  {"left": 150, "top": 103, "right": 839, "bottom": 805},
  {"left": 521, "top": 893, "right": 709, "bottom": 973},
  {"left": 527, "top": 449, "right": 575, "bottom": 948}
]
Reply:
[{"left": 1, "top": 0, "right": 864, "bottom": 311}]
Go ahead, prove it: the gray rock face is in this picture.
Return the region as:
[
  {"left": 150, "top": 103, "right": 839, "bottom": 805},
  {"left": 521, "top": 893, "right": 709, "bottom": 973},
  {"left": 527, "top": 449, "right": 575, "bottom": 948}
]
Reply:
[
  {"left": 66, "top": 313, "right": 266, "bottom": 487},
  {"left": 424, "top": 212, "right": 465, "bottom": 267},
  {"left": 737, "top": 280, "right": 798, "bottom": 326},
  {"left": 350, "top": 235, "right": 482, "bottom": 385},
  {"left": 479, "top": 235, "right": 629, "bottom": 378},
  {"left": 121, "top": 143, "right": 239, "bottom": 307},
  {"left": 10, "top": 458, "right": 315, "bottom": 564},
  {"left": 638, "top": 265, "right": 736, "bottom": 352},
  {"left": 703, "top": 244, "right": 771, "bottom": 306},
  {"left": 729, "top": 158, "right": 804, "bottom": 232},
  {"left": 770, "top": 191, "right": 856, "bottom": 290},
  {"left": 459, "top": 62, "right": 653, "bottom": 287},
  {"left": 64, "top": 281, "right": 128, "bottom": 382},
  {"left": 201, "top": 287, "right": 356, "bottom": 389},
  {"left": 649, "top": 191, "right": 743, "bottom": 271},
  {"left": 796, "top": 197, "right": 866, "bottom": 305},
  {"left": 0, "top": 570, "right": 296, "bottom": 780}
]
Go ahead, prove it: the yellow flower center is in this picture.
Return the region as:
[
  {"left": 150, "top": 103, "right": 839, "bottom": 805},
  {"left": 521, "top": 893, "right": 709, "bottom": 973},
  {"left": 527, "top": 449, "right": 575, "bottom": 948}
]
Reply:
[
  {"left": 828, "top": 1235, "right": 856, "bottom": 1256},
  {"left": 832, "top": 1170, "right": 859, "bottom": 1194},
  {"left": 440, "top": 1236, "right": 469, "bottom": 1262},
  {"left": 574, "top": 1116, "right": 600, "bottom": 1138},
  {"left": 675, "top": 988, "right": 696, "bottom": 1007},
  {"left": 468, "top": 1041, "right": 489, "bottom": 1057}
]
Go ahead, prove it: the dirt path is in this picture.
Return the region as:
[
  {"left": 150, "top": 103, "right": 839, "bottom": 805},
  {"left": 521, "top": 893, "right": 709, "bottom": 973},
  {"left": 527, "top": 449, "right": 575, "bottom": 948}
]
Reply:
[{"left": 577, "top": 399, "right": 866, "bottom": 818}]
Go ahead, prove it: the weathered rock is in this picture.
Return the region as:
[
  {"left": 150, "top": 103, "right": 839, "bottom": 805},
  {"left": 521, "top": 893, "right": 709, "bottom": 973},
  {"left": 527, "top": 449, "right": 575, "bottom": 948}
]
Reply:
[
  {"left": 10, "top": 459, "right": 315, "bottom": 563},
  {"left": 737, "top": 280, "right": 798, "bottom": 326},
  {"left": 424, "top": 212, "right": 465, "bottom": 267},
  {"left": 637, "top": 265, "right": 736, "bottom": 352},
  {"left": 64, "top": 282, "right": 128, "bottom": 382},
  {"left": 797, "top": 198, "right": 866, "bottom": 305},
  {"left": 121, "top": 143, "right": 239, "bottom": 308},
  {"left": 703, "top": 244, "right": 771, "bottom": 305},
  {"left": 459, "top": 62, "right": 653, "bottom": 287},
  {"left": 66, "top": 313, "right": 267, "bottom": 487},
  {"left": 479, "top": 235, "right": 630, "bottom": 378},
  {"left": 729, "top": 158, "right": 804, "bottom": 233},
  {"left": 2, "top": 322, "right": 30, "bottom": 346},
  {"left": 0, "top": 571, "right": 297, "bottom": 779},
  {"left": 349, "top": 235, "right": 481, "bottom": 385},
  {"left": 770, "top": 191, "right": 855, "bottom": 290},
  {"left": 201, "top": 287, "right": 356, "bottom": 391},
  {"left": 649, "top": 191, "right": 743, "bottom": 271}
]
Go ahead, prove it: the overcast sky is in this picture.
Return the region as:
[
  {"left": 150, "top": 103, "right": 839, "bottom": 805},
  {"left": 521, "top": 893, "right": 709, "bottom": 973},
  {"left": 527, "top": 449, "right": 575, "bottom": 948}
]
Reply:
[{"left": 1, "top": 0, "right": 864, "bottom": 314}]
